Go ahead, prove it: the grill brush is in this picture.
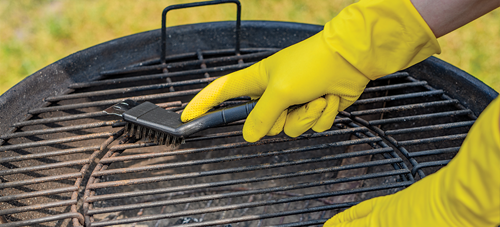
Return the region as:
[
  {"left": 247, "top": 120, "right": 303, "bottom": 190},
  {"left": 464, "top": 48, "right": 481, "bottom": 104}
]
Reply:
[{"left": 104, "top": 99, "right": 256, "bottom": 146}]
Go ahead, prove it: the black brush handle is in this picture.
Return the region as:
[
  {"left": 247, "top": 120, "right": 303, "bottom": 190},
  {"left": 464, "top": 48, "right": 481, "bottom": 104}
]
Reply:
[
  {"left": 121, "top": 100, "right": 258, "bottom": 138},
  {"left": 179, "top": 100, "right": 257, "bottom": 135}
]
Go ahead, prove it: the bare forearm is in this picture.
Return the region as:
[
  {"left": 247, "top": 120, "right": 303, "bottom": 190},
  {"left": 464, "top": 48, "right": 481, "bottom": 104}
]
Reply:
[{"left": 411, "top": 0, "right": 500, "bottom": 38}]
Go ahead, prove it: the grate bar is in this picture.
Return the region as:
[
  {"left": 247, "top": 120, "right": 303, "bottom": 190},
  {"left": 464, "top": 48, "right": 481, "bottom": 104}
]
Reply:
[
  {"left": 69, "top": 62, "right": 254, "bottom": 89},
  {"left": 408, "top": 147, "right": 461, "bottom": 157},
  {"left": 160, "top": 51, "right": 271, "bottom": 70},
  {"left": 353, "top": 90, "right": 443, "bottom": 105},
  {"left": 91, "top": 181, "right": 412, "bottom": 227},
  {"left": 0, "top": 200, "right": 77, "bottom": 216},
  {"left": 412, "top": 160, "right": 451, "bottom": 176},
  {"left": 0, "top": 159, "right": 89, "bottom": 176},
  {"left": 14, "top": 101, "right": 181, "bottom": 127},
  {"left": 30, "top": 90, "right": 198, "bottom": 114},
  {"left": 113, "top": 48, "right": 277, "bottom": 71},
  {"left": 127, "top": 51, "right": 273, "bottom": 75},
  {"left": 101, "top": 126, "right": 367, "bottom": 163},
  {"left": 397, "top": 133, "right": 467, "bottom": 146},
  {"left": 93, "top": 133, "right": 383, "bottom": 177},
  {"left": 94, "top": 143, "right": 392, "bottom": 177},
  {"left": 1, "top": 121, "right": 118, "bottom": 139},
  {"left": 116, "top": 48, "right": 270, "bottom": 70},
  {"left": 0, "top": 172, "right": 81, "bottom": 189},
  {"left": 0, "top": 132, "right": 114, "bottom": 152},
  {"left": 103, "top": 52, "right": 195, "bottom": 74},
  {"left": 88, "top": 137, "right": 383, "bottom": 189},
  {"left": 86, "top": 147, "right": 393, "bottom": 202},
  {"left": 116, "top": 47, "right": 280, "bottom": 73},
  {"left": 0, "top": 186, "right": 78, "bottom": 203},
  {"left": 385, "top": 120, "right": 475, "bottom": 135},
  {"left": 351, "top": 99, "right": 459, "bottom": 116},
  {"left": 11, "top": 112, "right": 108, "bottom": 127},
  {"left": 186, "top": 131, "right": 243, "bottom": 142},
  {"left": 184, "top": 118, "right": 352, "bottom": 142},
  {"left": 270, "top": 219, "right": 328, "bottom": 227},
  {"left": 369, "top": 110, "right": 471, "bottom": 125},
  {"left": 88, "top": 167, "right": 406, "bottom": 215},
  {"left": 100, "top": 127, "right": 371, "bottom": 164},
  {"left": 0, "top": 146, "right": 99, "bottom": 163},
  {"left": 0, "top": 212, "right": 84, "bottom": 227},
  {"left": 12, "top": 101, "right": 182, "bottom": 127},
  {"left": 47, "top": 77, "right": 217, "bottom": 102},
  {"left": 363, "top": 81, "right": 427, "bottom": 93},
  {"left": 100, "top": 52, "right": 265, "bottom": 77}
]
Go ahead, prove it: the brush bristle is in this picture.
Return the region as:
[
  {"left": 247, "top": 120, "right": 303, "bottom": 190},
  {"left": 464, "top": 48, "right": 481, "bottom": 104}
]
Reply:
[{"left": 124, "top": 123, "right": 184, "bottom": 146}]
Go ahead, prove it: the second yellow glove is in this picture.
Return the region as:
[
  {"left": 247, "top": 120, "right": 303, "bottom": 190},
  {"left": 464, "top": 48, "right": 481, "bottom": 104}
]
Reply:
[
  {"left": 325, "top": 97, "right": 500, "bottom": 227},
  {"left": 181, "top": 0, "right": 440, "bottom": 142}
]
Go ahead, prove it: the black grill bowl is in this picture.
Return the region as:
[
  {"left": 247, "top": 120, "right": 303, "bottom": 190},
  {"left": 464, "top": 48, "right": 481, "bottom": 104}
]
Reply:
[{"left": 0, "top": 21, "right": 497, "bottom": 227}]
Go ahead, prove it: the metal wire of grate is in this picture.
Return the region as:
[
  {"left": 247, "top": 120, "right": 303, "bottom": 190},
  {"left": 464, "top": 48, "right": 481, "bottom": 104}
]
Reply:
[{"left": 0, "top": 43, "right": 477, "bottom": 226}]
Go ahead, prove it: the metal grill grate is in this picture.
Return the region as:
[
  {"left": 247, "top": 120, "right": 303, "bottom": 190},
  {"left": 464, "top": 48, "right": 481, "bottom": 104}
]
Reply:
[{"left": 0, "top": 46, "right": 476, "bottom": 226}]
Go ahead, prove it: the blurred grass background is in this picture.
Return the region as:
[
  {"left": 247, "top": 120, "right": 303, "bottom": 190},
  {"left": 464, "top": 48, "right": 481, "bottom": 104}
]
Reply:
[{"left": 1, "top": 0, "right": 499, "bottom": 95}]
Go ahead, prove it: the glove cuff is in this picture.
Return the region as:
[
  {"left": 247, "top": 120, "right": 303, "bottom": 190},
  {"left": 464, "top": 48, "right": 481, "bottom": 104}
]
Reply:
[{"left": 323, "top": 0, "right": 441, "bottom": 80}]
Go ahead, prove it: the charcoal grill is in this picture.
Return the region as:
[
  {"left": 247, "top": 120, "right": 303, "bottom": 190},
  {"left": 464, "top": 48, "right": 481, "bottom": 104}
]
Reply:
[{"left": 0, "top": 1, "right": 498, "bottom": 227}]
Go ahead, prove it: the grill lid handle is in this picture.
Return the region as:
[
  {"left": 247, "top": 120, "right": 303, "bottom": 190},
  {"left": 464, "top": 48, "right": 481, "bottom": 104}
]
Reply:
[{"left": 161, "top": 0, "right": 242, "bottom": 64}]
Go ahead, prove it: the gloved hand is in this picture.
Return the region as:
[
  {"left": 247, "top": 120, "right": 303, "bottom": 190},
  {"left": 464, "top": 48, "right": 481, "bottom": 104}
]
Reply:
[
  {"left": 325, "top": 97, "right": 500, "bottom": 227},
  {"left": 181, "top": 0, "right": 440, "bottom": 142}
]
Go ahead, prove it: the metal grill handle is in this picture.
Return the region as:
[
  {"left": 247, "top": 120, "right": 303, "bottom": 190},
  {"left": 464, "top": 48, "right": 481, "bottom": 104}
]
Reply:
[{"left": 161, "top": 0, "right": 242, "bottom": 63}]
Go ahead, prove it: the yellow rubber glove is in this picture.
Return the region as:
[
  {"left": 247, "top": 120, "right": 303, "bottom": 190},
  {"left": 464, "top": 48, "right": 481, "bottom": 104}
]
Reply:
[
  {"left": 181, "top": 0, "right": 440, "bottom": 142},
  {"left": 325, "top": 97, "right": 500, "bottom": 227}
]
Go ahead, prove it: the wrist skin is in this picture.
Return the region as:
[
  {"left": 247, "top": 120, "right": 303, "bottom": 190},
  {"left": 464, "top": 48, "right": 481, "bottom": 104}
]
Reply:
[{"left": 410, "top": 0, "right": 500, "bottom": 38}]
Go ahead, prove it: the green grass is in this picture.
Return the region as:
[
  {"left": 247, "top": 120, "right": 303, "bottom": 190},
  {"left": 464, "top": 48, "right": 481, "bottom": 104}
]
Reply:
[{"left": 1, "top": 0, "right": 499, "bottom": 95}]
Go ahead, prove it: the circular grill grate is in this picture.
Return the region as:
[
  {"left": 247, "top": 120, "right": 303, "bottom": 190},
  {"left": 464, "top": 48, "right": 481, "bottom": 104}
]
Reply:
[{"left": 0, "top": 47, "right": 477, "bottom": 227}]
